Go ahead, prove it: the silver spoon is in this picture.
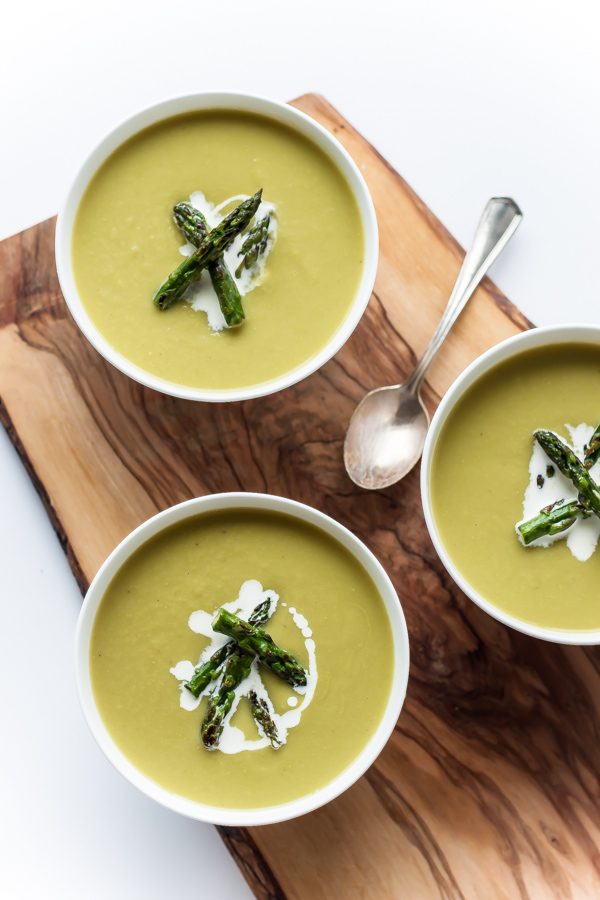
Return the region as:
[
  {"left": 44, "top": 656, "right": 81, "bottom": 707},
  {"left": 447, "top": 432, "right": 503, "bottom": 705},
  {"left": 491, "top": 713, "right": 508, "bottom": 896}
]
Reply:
[{"left": 344, "top": 197, "right": 523, "bottom": 490}]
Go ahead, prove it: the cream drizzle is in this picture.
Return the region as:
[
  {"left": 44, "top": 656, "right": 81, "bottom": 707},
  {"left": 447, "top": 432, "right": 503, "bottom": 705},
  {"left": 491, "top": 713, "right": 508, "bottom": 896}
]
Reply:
[
  {"left": 516, "top": 423, "right": 600, "bottom": 561},
  {"left": 169, "top": 580, "right": 317, "bottom": 754},
  {"left": 177, "top": 192, "right": 277, "bottom": 332}
]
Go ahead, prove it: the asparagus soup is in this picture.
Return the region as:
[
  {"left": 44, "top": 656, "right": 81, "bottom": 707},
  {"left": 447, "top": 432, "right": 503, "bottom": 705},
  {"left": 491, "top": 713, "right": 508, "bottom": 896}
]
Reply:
[
  {"left": 71, "top": 110, "right": 364, "bottom": 392},
  {"left": 89, "top": 509, "right": 395, "bottom": 809},
  {"left": 429, "top": 343, "right": 600, "bottom": 632}
]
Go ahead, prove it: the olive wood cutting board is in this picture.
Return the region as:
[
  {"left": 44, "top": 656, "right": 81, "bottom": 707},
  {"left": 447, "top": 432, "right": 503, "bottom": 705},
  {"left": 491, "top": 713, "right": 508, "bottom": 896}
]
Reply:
[{"left": 1, "top": 93, "right": 599, "bottom": 900}]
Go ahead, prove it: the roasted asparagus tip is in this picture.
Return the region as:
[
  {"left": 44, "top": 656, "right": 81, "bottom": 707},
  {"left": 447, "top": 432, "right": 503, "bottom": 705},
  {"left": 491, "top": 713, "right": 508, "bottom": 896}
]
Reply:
[
  {"left": 235, "top": 214, "right": 271, "bottom": 279},
  {"left": 249, "top": 690, "right": 282, "bottom": 749},
  {"left": 212, "top": 607, "right": 308, "bottom": 688},
  {"left": 535, "top": 429, "right": 600, "bottom": 519}
]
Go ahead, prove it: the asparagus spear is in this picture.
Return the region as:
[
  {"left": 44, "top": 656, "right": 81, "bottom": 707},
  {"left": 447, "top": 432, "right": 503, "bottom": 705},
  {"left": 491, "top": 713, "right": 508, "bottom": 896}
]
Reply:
[
  {"left": 184, "top": 642, "right": 234, "bottom": 699},
  {"left": 201, "top": 650, "right": 253, "bottom": 750},
  {"left": 535, "top": 430, "right": 600, "bottom": 518},
  {"left": 212, "top": 608, "right": 307, "bottom": 688},
  {"left": 248, "top": 690, "right": 282, "bottom": 749},
  {"left": 173, "top": 202, "right": 245, "bottom": 328},
  {"left": 585, "top": 422, "right": 600, "bottom": 469},
  {"left": 172, "top": 202, "right": 210, "bottom": 247},
  {"left": 247, "top": 598, "right": 273, "bottom": 624},
  {"left": 154, "top": 190, "right": 262, "bottom": 310},
  {"left": 184, "top": 597, "right": 274, "bottom": 698},
  {"left": 235, "top": 214, "right": 270, "bottom": 279},
  {"left": 517, "top": 499, "right": 585, "bottom": 545}
]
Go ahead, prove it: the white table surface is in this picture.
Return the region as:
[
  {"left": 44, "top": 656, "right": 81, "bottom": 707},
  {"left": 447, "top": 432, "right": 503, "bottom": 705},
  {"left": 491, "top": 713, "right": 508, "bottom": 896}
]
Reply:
[{"left": 1, "top": 1, "right": 599, "bottom": 897}]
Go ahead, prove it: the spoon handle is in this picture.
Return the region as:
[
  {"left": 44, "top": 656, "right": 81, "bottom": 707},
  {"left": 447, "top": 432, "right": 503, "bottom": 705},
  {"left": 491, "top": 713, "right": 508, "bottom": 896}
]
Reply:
[{"left": 405, "top": 197, "right": 523, "bottom": 394}]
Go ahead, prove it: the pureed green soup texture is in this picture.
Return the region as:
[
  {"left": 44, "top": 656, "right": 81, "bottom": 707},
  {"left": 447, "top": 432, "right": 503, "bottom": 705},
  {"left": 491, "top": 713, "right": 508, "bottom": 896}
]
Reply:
[
  {"left": 430, "top": 343, "right": 600, "bottom": 632},
  {"left": 72, "top": 110, "right": 364, "bottom": 391},
  {"left": 90, "top": 509, "right": 395, "bottom": 809}
]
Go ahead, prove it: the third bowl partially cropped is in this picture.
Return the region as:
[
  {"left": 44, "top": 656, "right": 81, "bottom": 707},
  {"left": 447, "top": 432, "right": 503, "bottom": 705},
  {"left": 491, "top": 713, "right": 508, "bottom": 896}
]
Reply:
[{"left": 421, "top": 324, "right": 600, "bottom": 645}]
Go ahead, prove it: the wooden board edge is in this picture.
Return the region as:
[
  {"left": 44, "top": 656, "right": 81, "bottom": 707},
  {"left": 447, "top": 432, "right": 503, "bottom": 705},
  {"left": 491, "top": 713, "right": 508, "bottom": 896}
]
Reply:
[
  {"left": 217, "top": 827, "right": 289, "bottom": 900},
  {"left": 0, "top": 395, "right": 90, "bottom": 594},
  {"left": 290, "top": 93, "right": 535, "bottom": 335}
]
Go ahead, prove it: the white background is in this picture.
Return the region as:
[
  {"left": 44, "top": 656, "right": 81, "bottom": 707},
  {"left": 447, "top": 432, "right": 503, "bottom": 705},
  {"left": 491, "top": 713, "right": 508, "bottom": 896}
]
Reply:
[{"left": 1, "top": 1, "right": 599, "bottom": 898}]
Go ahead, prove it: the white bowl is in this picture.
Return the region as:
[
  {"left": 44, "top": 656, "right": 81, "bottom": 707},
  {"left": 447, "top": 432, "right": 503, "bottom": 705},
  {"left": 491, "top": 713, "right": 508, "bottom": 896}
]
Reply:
[
  {"left": 421, "top": 323, "right": 600, "bottom": 645},
  {"left": 75, "top": 492, "right": 409, "bottom": 825},
  {"left": 55, "top": 91, "right": 378, "bottom": 402}
]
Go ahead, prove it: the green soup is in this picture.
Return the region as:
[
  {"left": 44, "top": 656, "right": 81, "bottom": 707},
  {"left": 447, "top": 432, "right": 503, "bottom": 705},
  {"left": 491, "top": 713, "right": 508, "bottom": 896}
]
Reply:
[
  {"left": 90, "top": 509, "right": 395, "bottom": 808},
  {"left": 72, "top": 110, "right": 364, "bottom": 391},
  {"left": 430, "top": 343, "right": 600, "bottom": 632}
]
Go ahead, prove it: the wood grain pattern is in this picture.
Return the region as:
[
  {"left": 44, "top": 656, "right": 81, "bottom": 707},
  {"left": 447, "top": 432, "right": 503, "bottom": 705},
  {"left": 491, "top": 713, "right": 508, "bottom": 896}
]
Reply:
[{"left": 1, "top": 94, "right": 599, "bottom": 899}]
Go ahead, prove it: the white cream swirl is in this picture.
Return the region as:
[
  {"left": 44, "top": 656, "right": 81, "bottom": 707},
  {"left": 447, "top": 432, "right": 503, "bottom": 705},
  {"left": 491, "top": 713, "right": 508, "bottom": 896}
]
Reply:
[{"left": 170, "top": 580, "right": 317, "bottom": 754}]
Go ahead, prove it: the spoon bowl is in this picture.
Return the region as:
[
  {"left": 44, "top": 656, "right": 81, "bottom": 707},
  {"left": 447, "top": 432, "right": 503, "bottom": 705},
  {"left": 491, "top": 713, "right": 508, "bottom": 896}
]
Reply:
[
  {"left": 344, "top": 385, "right": 429, "bottom": 489},
  {"left": 344, "top": 197, "right": 523, "bottom": 490}
]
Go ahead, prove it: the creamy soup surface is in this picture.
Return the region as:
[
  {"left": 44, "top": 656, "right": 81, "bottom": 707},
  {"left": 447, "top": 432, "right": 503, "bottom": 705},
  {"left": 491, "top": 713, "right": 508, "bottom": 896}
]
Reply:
[
  {"left": 72, "top": 110, "right": 364, "bottom": 391},
  {"left": 430, "top": 343, "right": 600, "bottom": 631},
  {"left": 90, "top": 509, "right": 395, "bottom": 808}
]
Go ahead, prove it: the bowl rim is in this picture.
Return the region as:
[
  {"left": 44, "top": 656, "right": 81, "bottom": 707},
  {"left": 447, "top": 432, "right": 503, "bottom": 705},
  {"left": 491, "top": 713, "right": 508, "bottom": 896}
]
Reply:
[
  {"left": 55, "top": 90, "right": 378, "bottom": 402},
  {"left": 421, "top": 322, "right": 600, "bottom": 645},
  {"left": 75, "top": 491, "right": 410, "bottom": 825}
]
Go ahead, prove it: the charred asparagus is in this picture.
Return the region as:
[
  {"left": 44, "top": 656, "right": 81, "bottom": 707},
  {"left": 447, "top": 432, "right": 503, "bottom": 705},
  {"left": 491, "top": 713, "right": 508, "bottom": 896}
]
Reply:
[
  {"left": 154, "top": 191, "right": 262, "bottom": 310},
  {"left": 212, "top": 607, "right": 307, "bottom": 688},
  {"left": 184, "top": 597, "right": 274, "bottom": 698},
  {"left": 201, "top": 650, "right": 253, "bottom": 749},
  {"left": 235, "top": 214, "right": 270, "bottom": 279},
  {"left": 173, "top": 202, "right": 245, "bottom": 327},
  {"left": 517, "top": 499, "right": 585, "bottom": 545},
  {"left": 535, "top": 430, "right": 600, "bottom": 518},
  {"left": 585, "top": 422, "right": 600, "bottom": 470},
  {"left": 248, "top": 690, "right": 282, "bottom": 749}
]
